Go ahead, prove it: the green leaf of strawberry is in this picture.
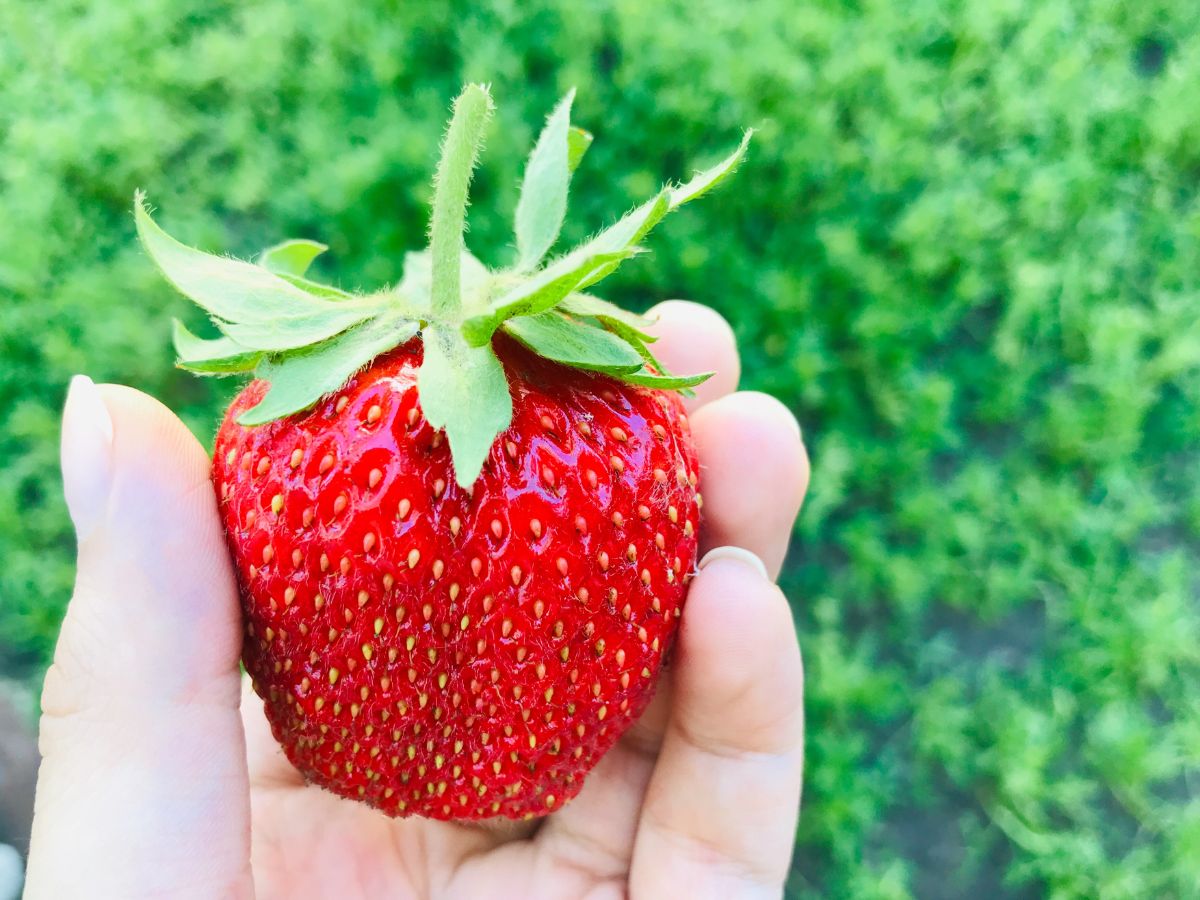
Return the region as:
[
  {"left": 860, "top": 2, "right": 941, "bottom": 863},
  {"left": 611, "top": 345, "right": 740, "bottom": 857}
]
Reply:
[
  {"left": 460, "top": 247, "right": 639, "bottom": 346},
  {"left": 135, "top": 196, "right": 354, "bottom": 324},
  {"left": 514, "top": 89, "right": 576, "bottom": 272},
  {"left": 140, "top": 84, "right": 750, "bottom": 490},
  {"left": 670, "top": 128, "right": 754, "bottom": 208},
  {"left": 559, "top": 293, "right": 657, "bottom": 339},
  {"left": 172, "top": 320, "right": 262, "bottom": 374},
  {"left": 257, "top": 238, "right": 328, "bottom": 277},
  {"left": 503, "top": 310, "right": 646, "bottom": 374},
  {"left": 567, "top": 126, "right": 593, "bottom": 173},
  {"left": 416, "top": 323, "right": 514, "bottom": 487},
  {"left": 237, "top": 315, "right": 419, "bottom": 425}
]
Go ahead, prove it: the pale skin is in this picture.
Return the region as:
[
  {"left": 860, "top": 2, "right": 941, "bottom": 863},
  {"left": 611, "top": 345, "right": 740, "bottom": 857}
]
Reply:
[{"left": 28, "top": 301, "right": 810, "bottom": 899}]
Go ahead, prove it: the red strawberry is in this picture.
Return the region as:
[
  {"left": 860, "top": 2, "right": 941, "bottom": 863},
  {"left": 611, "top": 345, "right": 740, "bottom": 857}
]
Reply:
[
  {"left": 212, "top": 340, "right": 699, "bottom": 817},
  {"left": 137, "top": 84, "right": 749, "bottom": 819}
]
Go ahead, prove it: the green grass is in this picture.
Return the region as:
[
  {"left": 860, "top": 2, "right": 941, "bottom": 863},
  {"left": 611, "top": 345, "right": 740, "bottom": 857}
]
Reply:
[{"left": 3, "top": 0, "right": 1199, "bottom": 895}]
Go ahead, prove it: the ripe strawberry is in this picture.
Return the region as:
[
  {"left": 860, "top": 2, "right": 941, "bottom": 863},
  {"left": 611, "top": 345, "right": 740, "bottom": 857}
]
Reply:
[
  {"left": 212, "top": 340, "right": 699, "bottom": 818},
  {"left": 138, "top": 84, "right": 749, "bottom": 819}
]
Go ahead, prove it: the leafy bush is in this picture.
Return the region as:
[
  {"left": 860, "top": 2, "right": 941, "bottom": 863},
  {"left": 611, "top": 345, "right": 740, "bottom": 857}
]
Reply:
[{"left": 2, "top": 0, "right": 1197, "bottom": 895}]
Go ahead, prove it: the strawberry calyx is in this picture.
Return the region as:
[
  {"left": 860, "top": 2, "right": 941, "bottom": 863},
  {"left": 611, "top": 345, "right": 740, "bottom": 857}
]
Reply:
[{"left": 136, "top": 83, "right": 750, "bottom": 487}]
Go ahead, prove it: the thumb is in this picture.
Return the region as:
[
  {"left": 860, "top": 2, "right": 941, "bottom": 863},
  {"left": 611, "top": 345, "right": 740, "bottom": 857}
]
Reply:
[{"left": 25, "top": 377, "right": 252, "bottom": 899}]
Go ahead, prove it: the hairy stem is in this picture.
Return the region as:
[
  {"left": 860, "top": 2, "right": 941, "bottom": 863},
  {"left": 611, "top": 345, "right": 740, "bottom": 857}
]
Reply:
[{"left": 429, "top": 83, "right": 494, "bottom": 320}]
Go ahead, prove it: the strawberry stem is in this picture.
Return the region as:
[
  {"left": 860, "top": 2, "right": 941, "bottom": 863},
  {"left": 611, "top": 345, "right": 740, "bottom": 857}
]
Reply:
[{"left": 428, "top": 84, "right": 494, "bottom": 321}]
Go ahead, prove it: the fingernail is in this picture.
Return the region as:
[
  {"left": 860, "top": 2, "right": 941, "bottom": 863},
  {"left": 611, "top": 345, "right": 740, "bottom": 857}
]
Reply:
[
  {"left": 61, "top": 375, "right": 114, "bottom": 542},
  {"left": 698, "top": 545, "right": 769, "bottom": 580}
]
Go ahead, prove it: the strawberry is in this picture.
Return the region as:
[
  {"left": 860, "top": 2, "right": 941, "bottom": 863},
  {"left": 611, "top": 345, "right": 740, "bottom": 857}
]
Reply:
[
  {"left": 137, "top": 85, "right": 750, "bottom": 819},
  {"left": 211, "top": 340, "right": 699, "bottom": 818}
]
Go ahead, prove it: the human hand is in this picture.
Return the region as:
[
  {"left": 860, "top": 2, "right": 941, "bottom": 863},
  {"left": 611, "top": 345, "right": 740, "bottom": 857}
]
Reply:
[{"left": 26, "top": 301, "right": 809, "bottom": 899}]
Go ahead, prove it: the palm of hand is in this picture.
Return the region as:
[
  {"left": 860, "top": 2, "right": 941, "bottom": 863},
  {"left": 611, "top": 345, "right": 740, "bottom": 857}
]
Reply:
[
  {"left": 29, "top": 303, "right": 807, "bottom": 900},
  {"left": 247, "top": 694, "right": 664, "bottom": 898}
]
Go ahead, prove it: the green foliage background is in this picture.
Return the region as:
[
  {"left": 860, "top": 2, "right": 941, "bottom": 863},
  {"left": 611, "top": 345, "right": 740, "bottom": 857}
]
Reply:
[{"left": 3, "top": 1, "right": 1198, "bottom": 895}]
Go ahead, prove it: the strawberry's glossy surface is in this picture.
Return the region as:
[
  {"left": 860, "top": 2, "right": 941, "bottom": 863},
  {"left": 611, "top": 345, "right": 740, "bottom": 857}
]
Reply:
[{"left": 214, "top": 339, "right": 700, "bottom": 819}]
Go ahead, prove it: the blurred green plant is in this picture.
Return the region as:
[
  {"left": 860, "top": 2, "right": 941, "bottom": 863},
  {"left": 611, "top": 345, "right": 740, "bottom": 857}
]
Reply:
[{"left": 2, "top": 1, "right": 1198, "bottom": 896}]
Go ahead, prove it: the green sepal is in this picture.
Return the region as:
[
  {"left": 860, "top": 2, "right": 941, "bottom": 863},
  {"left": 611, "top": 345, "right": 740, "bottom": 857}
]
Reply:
[
  {"left": 461, "top": 248, "right": 637, "bottom": 346},
  {"left": 572, "top": 191, "right": 672, "bottom": 291},
  {"left": 538, "top": 132, "right": 753, "bottom": 296},
  {"left": 417, "top": 325, "right": 513, "bottom": 488},
  {"left": 466, "top": 191, "right": 671, "bottom": 348},
  {"left": 560, "top": 293, "right": 657, "bottom": 341},
  {"left": 258, "top": 239, "right": 328, "bottom": 277},
  {"left": 255, "top": 239, "right": 348, "bottom": 301},
  {"left": 564, "top": 312, "right": 710, "bottom": 393},
  {"left": 567, "top": 127, "right": 593, "bottom": 173},
  {"left": 145, "top": 90, "right": 750, "bottom": 494},
  {"left": 515, "top": 90, "right": 576, "bottom": 272},
  {"left": 277, "top": 273, "right": 353, "bottom": 300},
  {"left": 502, "top": 312, "right": 644, "bottom": 373},
  {"left": 548, "top": 294, "right": 711, "bottom": 393},
  {"left": 218, "top": 304, "right": 379, "bottom": 352},
  {"left": 172, "top": 319, "right": 262, "bottom": 374},
  {"left": 237, "top": 314, "right": 418, "bottom": 425},
  {"left": 459, "top": 130, "right": 753, "bottom": 341},
  {"left": 137, "top": 194, "right": 380, "bottom": 352},
  {"left": 135, "top": 195, "right": 334, "bottom": 324},
  {"left": 670, "top": 129, "right": 753, "bottom": 210},
  {"left": 610, "top": 367, "right": 714, "bottom": 390}
]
